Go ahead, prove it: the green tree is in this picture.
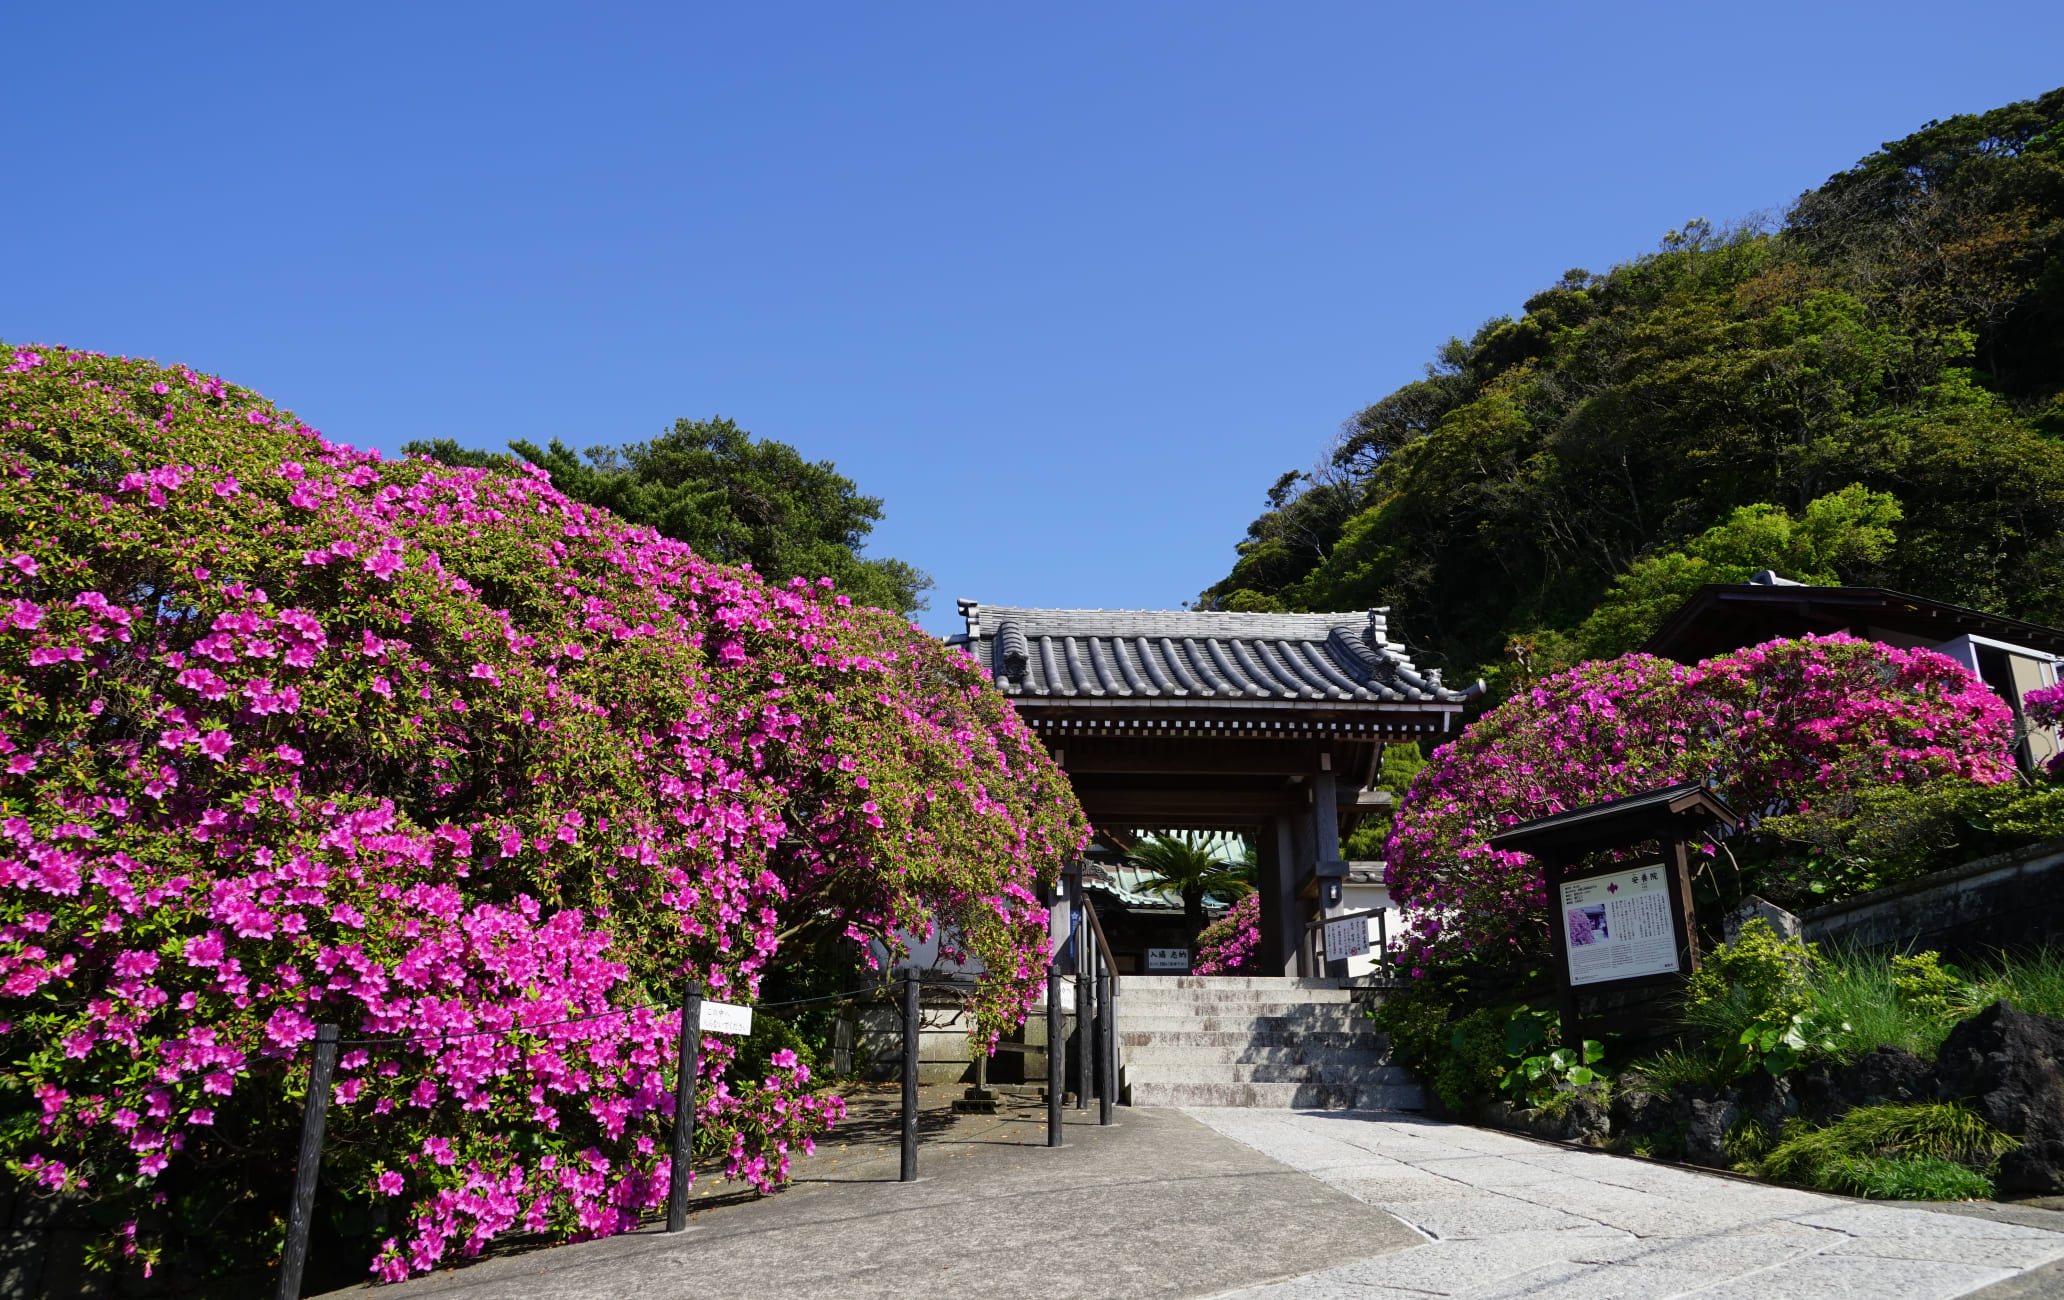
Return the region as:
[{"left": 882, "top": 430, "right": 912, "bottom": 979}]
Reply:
[
  {"left": 1126, "top": 836, "right": 1255, "bottom": 956},
  {"left": 405, "top": 417, "right": 933, "bottom": 615},
  {"left": 1197, "top": 86, "right": 2064, "bottom": 703},
  {"left": 1572, "top": 484, "right": 1903, "bottom": 659}
]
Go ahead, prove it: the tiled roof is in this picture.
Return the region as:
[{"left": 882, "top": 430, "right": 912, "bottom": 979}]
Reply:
[
  {"left": 1079, "top": 859, "right": 1235, "bottom": 914},
  {"left": 956, "top": 603, "right": 1482, "bottom": 705}
]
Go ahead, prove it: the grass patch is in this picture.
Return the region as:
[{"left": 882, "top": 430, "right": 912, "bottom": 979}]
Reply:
[
  {"left": 1624, "top": 1045, "right": 1731, "bottom": 1094},
  {"left": 1755, "top": 1102, "right": 2017, "bottom": 1200},
  {"left": 1806, "top": 944, "right": 2064, "bottom": 1062},
  {"left": 1814, "top": 1155, "right": 1995, "bottom": 1200},
  {"left": 1973, "top": 948, "right": 2064, "bottom": 1020},
  {"left": 1809, "top": 946, "right": 1963, "bottom": 1059}
]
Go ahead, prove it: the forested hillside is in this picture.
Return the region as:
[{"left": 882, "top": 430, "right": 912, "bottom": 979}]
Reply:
[{"left": 1202, "top": 88, "right": 2064, "bottom": 698}]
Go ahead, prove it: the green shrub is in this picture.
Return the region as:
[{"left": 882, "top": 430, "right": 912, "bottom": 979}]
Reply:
[
  {"left": 1756, "top": 1102, "right": 2018, "bottom": 1199},
  {"left": 1434, "top": 1006, "right": 1514, "bottom": 1112},
  {"left": 1760, "top": 781, "right": 2064, "bottom": 907},
  {"left": 1891, "top": 952, "right": 1978, "bottom": 1019},
  {"left": 1369, "top": 982, "right": 1455, "bottom": 1077},
  {"left": 1685, "top": 920, "right": 1818, "bottom": 1031}
]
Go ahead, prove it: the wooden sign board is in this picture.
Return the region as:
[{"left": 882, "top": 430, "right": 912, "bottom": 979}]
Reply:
[
  {"left": 1558, "top": 863, "right": 1682, "bottom": 987},
  {"left": 701, "top": 1000, "right": 754, "bottom": 1036},
  {"left": 1488, "top": 782, "right": 1736, "bottom": 1044},
  {"left": 1146, "top": 948, "right": 1189, "bottom": 972}
]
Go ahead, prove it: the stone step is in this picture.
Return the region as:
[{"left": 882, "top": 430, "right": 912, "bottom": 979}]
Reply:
[
  {"left": 1117, "top": 1012, "right": 1367, "bottom": 1033},
  {"left": 1125, "top": 977, "right": 1350, "bottom": 991},
  {"left": 1118, "top": 987, "right": 1356, "bottom": 1005},
  {"left": 1122, "top": 1035, "right": 1378, "bottom": 1056},
  {"left": 1120, "top": 1042, "right": 1394, "bottom": 1067},
  {"left": 1114, "top": 1006, "right": 1370, "bottom": 1027},
  {"left": 1126, "top": 1080, "right": 1426, "bottom": 1110},
  {"left": 1123, "top": 1061, "right": 1416, "bottom": 1085}
]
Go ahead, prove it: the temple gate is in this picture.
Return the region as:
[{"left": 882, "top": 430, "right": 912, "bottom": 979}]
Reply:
[{"left": 954, "top": 602, "right": 1481, "bottom": 975}]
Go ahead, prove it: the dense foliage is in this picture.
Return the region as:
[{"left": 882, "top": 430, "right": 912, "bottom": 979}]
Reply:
[
  {"left": 1384, "top": 635, "right": 2015, "bottom": 975},
  {"left": 1125, "top": 835, "right": 1253, "bottom": 954},
  {"left": 0, "top": 345, "right": 1084, "bottom": 1283},
  {"left": 1201, "top": 87, "right": 2064, "bottom": 697},
  {"left": 407, "top": 417, "right": 932, "bottom": 616}
]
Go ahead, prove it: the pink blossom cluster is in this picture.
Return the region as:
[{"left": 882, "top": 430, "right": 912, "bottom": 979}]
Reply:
[
  {"left": 1385, "top": 637, "right": 2016, "bottom": 974},
  {"left": 1191, "top": 895, "right": 1261, "bottom": 975},
  {"left": 0, "top": 345, "right": 1089, "bottom": 1281}
]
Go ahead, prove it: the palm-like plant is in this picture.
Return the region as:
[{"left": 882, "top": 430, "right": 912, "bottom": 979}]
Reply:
[{"left": 1126, "top": 836, "right": 1256, "bottom": 958}]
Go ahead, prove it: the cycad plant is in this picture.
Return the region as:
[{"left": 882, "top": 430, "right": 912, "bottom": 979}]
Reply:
[{"left": 1127, "top": 835, "right": 1256, "bottom": 956}]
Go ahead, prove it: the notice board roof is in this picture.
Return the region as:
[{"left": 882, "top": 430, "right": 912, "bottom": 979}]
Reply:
[{"left": 1486, "top": 782, "right": 1739, "bottom": 858}]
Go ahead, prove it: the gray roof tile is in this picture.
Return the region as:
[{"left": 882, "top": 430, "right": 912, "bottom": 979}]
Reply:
[{"left": 958, "top": 604, "right": 1484, "bottom": 705}]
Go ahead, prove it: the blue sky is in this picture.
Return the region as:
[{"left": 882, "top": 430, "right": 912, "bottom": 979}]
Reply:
[{"left": 5, "top": 4, "right": 2061, "bottom": 637}]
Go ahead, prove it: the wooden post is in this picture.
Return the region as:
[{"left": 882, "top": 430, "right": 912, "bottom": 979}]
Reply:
[
  {"left": 666, "top": 986, "right": 702, "bottom": 1233},
  {"left": 275, "top": 1023, "right": 339, "bottom": 1300},
  {"left": 900, "top": 968, "right": 919, "bottom": 1182},
  {"left": 1542, "top": 855, "right": 1582, "bottom": 1045},
  {"left": 1046, "top": 966, "right": 1063, "bottom": 1147},
  {"left": 1097, "top": 971, "right": 1115, "bottom": 1125},
  {"left": 1670, "top": 840, "right": 1703, "bottom": 971},
  {"left": 1074, "top": 920, "right": 1093, "bottom": 1111}
]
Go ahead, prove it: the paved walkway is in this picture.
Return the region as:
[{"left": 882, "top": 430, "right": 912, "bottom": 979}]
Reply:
[
  {"left": 1189, "top": 1109, "right": 2064, "bottom": 1300},
  {"left": 315, "top": 1103, "right": 1418, "bottom": 1300}
]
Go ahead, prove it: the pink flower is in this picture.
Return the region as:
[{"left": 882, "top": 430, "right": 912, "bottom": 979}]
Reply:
[{"left": 197, "top": 731, "right": 232, "bottom": 762}]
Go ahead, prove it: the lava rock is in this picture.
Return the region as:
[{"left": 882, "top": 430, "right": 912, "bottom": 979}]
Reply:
[
  {"left": 1741, "top": 1071, "right": 1798, "bottom": 1135},
  {"left": 1681, "top": 1091, "right": 1740, "bottom": 1167},
  {"left": 1611, "top": 1080, "right": 1673, "bottom": 1139},
  {"left": 1933, "top": 1001, "right": 2064, "bottom": 1195},
  {"left": 1838, "top": 1045, "right": 1934, "bottom": 1108},
  {"left": 1791, "top": 1063, "right": 1844, "bottom": 1123}
]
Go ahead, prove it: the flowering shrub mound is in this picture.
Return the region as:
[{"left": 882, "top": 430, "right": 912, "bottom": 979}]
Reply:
[
  {"left": 1192, "top": 895, "right": 1261, "bottom": 975},
  {"left": 0, "top": 345, "right": 1087, "bottom": 1281},
  {"left": 1386, "top": 637, "right": 2014, "bottom": 974}
]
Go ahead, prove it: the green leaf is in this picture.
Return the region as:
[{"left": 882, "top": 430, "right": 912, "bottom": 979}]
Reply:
[
  {"left": 1581, "top": 1040, "right": 1605, "bottom": 1065},
  {"left": 1568, "top": 1066, "right": 1597, "bottom": 1086}
]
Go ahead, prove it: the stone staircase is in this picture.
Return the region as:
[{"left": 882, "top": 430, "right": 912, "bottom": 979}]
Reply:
[{"left": 1117, "top": 976, "right": 1425, "bottom": 1110}]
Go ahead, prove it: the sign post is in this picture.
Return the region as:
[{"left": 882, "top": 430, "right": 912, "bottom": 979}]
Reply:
[{"left": 1488, "top": 782, "right": 1735, "bottom": 1044}]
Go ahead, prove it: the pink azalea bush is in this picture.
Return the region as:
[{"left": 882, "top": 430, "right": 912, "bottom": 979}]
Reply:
[
  {"left": 0, "top": 345, "right": 1087, "bottom": 1281},
  {"left": 1192, "top": 894, "right": 1261, "bottom": 975},
  {"left": 1386, "top": 636, "right": 2016, "bottom": 974}
]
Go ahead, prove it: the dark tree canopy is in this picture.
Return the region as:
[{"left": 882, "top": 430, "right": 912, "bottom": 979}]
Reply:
[
  {"left": 1200, "top": 87, "right": 2064, "bottom": 700},
  {"left": 405, "top": 418, "right": 933, "bottom": 615}
]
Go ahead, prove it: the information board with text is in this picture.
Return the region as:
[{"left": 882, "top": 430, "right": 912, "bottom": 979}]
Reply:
[{"left": 1559, "top": 864, "right": 1681, "bottom": 987}]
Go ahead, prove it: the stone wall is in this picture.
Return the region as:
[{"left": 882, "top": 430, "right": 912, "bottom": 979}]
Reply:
[{"left": 1801, "top": 836, "right": 2064, "bottom": 958}]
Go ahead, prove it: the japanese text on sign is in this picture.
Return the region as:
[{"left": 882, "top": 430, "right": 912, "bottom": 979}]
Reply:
[
  {"left": 1324, "top": 916, "right": 1371, "bottom": 962},
  {"left": 1559, "top": 864, "right": 1680, "bottom": 987},
  {"left": 700, "top": 1000, "right": 753, "bottom": 1036}
]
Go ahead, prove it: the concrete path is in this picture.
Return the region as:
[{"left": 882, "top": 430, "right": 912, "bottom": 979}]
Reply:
[
  {"left": 1188, "top": 1108, "right": 2064, "bottom": 1300},
  {"left": 316, "top": 1103, "right": 1420, "bottom": 1300}
]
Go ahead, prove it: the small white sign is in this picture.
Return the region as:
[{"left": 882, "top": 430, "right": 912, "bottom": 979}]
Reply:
[
  {"left": 699, "top": 1000, "right": 754, "bottom": 1036},
  {"left": 1147, "top": 948, "right": 1189, "bottom": 971},
  {"left": 1560, "top": 863, "right": 1682, "bottom": 988},
  {"left": 1324, "top": 916, "right": 1371, "bottom": 962}
]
